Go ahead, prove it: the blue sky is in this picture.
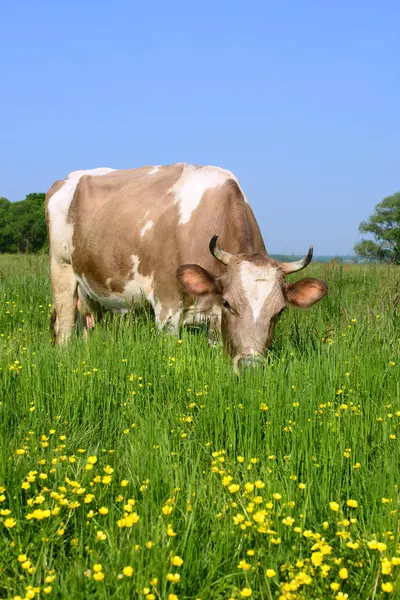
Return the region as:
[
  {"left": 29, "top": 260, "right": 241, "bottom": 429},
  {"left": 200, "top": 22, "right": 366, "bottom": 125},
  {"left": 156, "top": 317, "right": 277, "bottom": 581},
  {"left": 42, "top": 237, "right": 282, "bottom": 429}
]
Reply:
[{"left": 1, "top": 1, "right": 399, "bottom": 255}]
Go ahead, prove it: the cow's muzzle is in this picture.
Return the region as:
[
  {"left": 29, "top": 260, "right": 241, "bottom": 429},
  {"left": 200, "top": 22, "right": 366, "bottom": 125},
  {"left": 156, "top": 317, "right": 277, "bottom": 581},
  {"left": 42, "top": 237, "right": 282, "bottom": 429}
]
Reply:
[{"left": 234, "top": 352, "right": 264, "bottom": 374}]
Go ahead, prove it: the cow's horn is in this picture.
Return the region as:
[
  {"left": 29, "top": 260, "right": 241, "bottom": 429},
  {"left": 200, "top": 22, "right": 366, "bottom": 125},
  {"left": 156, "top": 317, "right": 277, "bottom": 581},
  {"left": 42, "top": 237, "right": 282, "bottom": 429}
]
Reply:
[
  {"left": 209, "top": 235, "right": 233, "bottom": 266},
  {"left": 279, "top": 246, "right": 313, "bottom": 275}
]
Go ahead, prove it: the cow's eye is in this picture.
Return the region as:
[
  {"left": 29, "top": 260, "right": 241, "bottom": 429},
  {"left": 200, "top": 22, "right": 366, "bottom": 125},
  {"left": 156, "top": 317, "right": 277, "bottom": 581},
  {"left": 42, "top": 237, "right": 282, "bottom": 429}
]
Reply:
[{"left": 222, "top": 299, "right": 231, "bottom": 310}]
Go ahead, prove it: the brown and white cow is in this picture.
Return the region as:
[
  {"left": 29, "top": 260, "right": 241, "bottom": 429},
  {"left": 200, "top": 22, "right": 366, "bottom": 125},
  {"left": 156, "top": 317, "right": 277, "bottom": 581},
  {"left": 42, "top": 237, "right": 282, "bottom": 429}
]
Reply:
[{"left": 45, "top": 164, "right": 327, "bottom": 371}]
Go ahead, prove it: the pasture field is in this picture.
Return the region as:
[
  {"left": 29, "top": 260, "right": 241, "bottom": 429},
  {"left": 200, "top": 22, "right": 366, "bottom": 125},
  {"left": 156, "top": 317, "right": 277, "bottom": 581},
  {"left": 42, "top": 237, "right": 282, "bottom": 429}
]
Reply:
[{"left": 0, "top": 254, "right": 399, "bottom": 600}]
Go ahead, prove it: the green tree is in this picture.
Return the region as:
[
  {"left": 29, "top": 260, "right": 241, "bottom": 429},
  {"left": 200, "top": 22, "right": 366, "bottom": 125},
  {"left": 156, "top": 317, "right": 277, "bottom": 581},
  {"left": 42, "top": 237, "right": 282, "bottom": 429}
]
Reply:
[
  {"left": 0, "top": 192, "right": 47, "bottom": 253},
  {"left": 354, "top": 192, "right": 400, "bottom": 264}
]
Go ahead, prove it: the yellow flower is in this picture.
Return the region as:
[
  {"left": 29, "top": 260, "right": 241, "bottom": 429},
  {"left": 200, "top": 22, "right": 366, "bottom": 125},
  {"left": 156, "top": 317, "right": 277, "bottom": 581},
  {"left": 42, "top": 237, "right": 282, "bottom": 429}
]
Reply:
[
  {"left": 120, "top": 480, "right": 128, "bottom": 487},
  {"left": 238, "top": 560, "right": 251, "bottom": 571},
  {"left": 145, "top": 541, "right": 153, "bottom": 549},
  {"left": 273, "top": 493, "right": 282, "bottom": 500},
  {"left": 237, "top": 456, "right": 245, "bottom": 463},
  {"left": 166, "top": 573, "right": 181, "bottom": 583},
  {"left": 93, "top": 572, "right": 104, "bottom": 581},
  {"left": 167, "top": 524, "right": 177, "bottom": 537},
  {"left": 171, "top": 556, "right": 184, "bottom": 567},
  {"left": 381, "top": 558, "right": 392, "bottom": 575},
  {"left": 87, "top": 455, "right": 97, "bottom": 464},
  {"left": 346, "top": 541, "right": 360, "bottom": 549},
  {"left": 162, "top": 504, "right": 173, "bottom": 515},
  {"left": 346, "top": 499, "right": 358, "bottom": 508},
  {"left": 245, "top": 482, "right": 254, "bottom": 492},
  {"left": 43, "top": 587, "right": 52, "bottom": 594},
  {"left": 21, "top": 560, "right": 32, "bottom": 570},
  {"left": 98, "top": 507, "right": 109, "bottom": 515},
  {"left": 150, "top": 577, "right": 158, "bottom": 585},
  {"left": 339, "top": 568, "right": 348, "bottom": 579},
  {"left": 381, "top": 582, "right": 393, "bottom": 592},
  {"left": 222, "top": 476, "right": 233, "bottom": 487},
  {"left": 123, "top": 566, "right": 134, "bottom": 577},
  {"left": 240, "top": 589, "right": 252, "bottom": 598},
  {"left": 96, "top": 531, "right": 107, "bottom": 541},
  {"left": 265, "top": 569, "right": 276, "bottom": 578},
  {"left": 311, "top": 552, "right": 323, "bottom": 566},
  {"left": 298, "top": 483, "right": 306, "bottom": 489},
  {"left": 330, "top": 582, "right": 340, "bottom": 591},
  {"left": 228, "top": 484, "right": 240, "bottom": 494},
  {"left": 368, "top": 540, "right": 387, "bottom": 552},
  {"left": 93, "top": 564, "right": 103, "bottom": 572},
  {"left": 329, "top": 501, "right": 340, "bottom": 512},
  {"left": 4, "top": 518, "right": 16, "bottom": 528},
  {"left": 168, "top": 595, "right": 179, "bottom": 600},
  {"left": 17, "top": 554, "right": 27, "bottom": 562}
]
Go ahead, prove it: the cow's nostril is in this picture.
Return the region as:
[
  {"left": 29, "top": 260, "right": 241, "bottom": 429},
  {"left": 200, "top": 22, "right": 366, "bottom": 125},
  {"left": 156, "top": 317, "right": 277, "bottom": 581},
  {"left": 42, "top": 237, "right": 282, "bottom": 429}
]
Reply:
[{"left": 237, "top": 354, "right": 264, "bottom": 371}]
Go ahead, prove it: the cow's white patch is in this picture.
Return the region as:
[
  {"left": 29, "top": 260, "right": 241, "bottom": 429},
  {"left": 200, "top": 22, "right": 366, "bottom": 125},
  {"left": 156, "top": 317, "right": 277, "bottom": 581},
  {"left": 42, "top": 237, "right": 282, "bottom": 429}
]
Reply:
[
  {"left": 148, "top": 166, "right": 160, "bottom": 175},
  {"left": 123, "top": 255, "right": 154, "bottom": 303},
  {"left": 170, "top": 165, "right": 247, "bottom": 225},
  {"left": 240, "top": 263, "right": 278, "bottom": 321},
  {"left": 76, "top": 255, "right": 154, "bottom": 313},
  {"left": 140, "top": 219, "right": 153, "bottom": 237},
  {"left": 47, "top": 167, "right": 115, "bottom": 263}
]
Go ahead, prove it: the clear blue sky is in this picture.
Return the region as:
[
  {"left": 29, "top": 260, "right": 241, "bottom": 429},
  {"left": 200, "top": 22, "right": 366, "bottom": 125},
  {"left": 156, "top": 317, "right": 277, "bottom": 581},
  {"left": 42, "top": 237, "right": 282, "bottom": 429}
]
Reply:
[{"left": 1, "top": 1, "right": 399, "bottom": 255}]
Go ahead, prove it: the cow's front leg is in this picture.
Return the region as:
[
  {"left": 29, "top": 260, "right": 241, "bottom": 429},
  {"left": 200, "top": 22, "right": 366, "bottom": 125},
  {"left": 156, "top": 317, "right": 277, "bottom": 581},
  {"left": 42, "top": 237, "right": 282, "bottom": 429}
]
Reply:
[
  {"left": 151, "top": 291, "right": 182, "bottom": 335},
  {"left": 156, "top": 308, "right": 182, "bottom": 335}
]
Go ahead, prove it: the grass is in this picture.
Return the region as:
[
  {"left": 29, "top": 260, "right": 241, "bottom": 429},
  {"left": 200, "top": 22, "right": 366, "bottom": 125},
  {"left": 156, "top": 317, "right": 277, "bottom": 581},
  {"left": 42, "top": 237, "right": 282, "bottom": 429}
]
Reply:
[{"left": 0, "top": 254, "right": 399, "bottom": 600}]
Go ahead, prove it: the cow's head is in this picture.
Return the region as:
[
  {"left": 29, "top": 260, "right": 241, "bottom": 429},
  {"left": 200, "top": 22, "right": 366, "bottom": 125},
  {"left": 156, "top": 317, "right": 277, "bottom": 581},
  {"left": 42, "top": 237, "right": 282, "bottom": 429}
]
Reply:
[{"left": 177, "top": 235, "right": 327, "bottom": 373}]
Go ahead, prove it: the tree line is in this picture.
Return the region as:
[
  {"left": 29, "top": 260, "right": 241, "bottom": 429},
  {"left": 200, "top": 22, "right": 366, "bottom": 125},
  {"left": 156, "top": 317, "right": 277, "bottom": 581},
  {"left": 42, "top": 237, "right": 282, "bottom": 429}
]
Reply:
[{"left": 0, "top": 189, "right": 399, "bottom": 263}]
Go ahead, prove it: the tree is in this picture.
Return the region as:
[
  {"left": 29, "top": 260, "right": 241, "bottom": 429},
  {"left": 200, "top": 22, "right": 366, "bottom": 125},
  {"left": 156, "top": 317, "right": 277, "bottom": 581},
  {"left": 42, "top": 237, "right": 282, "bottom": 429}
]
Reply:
[
  {"left": 0, "top": 192, "right": 47, "bottom": 253},
  {"left": 354, "top": 192, "right": 400, "bottom": 264}
]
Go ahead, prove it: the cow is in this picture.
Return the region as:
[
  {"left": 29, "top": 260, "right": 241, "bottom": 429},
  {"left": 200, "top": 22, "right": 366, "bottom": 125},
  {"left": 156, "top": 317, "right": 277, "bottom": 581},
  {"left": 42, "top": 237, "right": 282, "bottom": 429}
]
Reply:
[{"left": 45, "top": 164, "right": 327, "bottom": 371}]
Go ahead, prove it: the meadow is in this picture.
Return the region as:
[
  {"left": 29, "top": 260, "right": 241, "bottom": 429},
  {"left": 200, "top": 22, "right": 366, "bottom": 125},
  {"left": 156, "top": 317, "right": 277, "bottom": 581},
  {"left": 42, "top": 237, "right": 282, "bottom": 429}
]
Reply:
[{"left": 0, "top": 254, "right": 399, "bottom": 600}]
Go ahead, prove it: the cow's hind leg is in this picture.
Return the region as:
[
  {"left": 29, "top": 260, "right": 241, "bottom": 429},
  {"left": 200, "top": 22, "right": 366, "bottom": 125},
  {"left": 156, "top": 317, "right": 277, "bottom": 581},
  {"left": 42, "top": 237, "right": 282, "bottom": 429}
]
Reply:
[{"left": 50, "top": 260, "right": 78, "bottom": 345}]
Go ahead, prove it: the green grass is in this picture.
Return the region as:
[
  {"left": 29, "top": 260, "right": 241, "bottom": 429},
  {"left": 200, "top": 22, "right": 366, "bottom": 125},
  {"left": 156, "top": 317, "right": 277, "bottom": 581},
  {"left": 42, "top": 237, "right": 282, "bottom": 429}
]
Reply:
[{"left": 0, "top": 254, "right": 399, "bottom": 600}]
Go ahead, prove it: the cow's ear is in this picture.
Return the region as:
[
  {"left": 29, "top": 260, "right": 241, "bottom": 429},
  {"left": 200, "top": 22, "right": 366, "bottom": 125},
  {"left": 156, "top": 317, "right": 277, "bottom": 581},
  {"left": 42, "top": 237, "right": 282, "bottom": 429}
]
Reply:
[
  {"left": 284, "top": 278, "right": 328, "bottom": 308},
  {"left": 176, "top": 264, "right": 219, "bottom": 296}
]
